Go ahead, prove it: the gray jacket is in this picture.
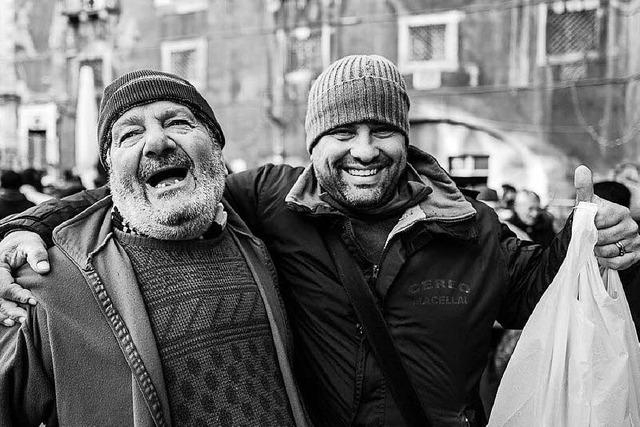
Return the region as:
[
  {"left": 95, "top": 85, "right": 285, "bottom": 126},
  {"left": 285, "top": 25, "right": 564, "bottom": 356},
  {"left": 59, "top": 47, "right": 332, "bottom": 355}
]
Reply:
[{"left": 0, "top": 196, "right": 308, "bottom": 426}]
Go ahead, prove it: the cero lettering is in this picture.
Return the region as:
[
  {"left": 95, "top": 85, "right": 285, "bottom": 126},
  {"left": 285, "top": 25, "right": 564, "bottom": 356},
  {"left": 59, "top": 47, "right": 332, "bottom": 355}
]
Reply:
[{"left": 408, "top": 279, "right": 471, "bottom": 294}]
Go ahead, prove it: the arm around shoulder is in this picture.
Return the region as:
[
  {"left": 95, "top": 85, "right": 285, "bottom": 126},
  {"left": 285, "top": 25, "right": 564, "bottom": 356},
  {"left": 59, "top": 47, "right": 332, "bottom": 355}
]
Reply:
[
  {"left": 0, "top": 185, "right": 110, "bottom": 247},
  {"left": 225, "top": 164, "right": 298, "bottom": 234}
]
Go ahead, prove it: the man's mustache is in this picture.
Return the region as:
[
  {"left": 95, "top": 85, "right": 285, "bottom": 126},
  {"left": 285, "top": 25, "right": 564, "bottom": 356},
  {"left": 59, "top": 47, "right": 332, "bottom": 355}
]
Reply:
[{"left": 137, "top": 152, "right": 192, "bottom": 182}]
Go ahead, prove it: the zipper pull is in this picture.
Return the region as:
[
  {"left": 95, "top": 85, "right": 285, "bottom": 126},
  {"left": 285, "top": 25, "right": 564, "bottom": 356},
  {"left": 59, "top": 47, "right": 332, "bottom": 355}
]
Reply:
[{"left": 372, "top": 264, "right": 380, "bottom": 280}]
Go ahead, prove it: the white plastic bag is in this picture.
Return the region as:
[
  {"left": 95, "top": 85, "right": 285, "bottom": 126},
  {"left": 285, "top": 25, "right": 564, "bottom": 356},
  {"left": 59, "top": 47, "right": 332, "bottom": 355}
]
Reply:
[{"left": 489, "top": 202, "right": 640, "bottom": 427}]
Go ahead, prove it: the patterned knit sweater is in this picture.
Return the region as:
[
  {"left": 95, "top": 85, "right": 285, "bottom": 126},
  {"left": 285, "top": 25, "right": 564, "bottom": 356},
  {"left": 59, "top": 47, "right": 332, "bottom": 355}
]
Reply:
[{"left": 114, "top": 229, "right": 294, "bottom": 426}]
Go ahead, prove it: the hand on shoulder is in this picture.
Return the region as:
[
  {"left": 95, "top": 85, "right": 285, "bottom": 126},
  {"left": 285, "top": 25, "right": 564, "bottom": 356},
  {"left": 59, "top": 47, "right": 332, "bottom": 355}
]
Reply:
[{"left": 0, "top": 230, "right": 49, "bottom": 326}]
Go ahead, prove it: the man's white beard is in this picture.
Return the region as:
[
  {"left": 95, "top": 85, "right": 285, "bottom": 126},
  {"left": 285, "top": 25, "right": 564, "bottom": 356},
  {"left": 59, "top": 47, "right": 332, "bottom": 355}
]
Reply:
[{"left": 110, "top": 154, "right": 226, "bottom": 240}]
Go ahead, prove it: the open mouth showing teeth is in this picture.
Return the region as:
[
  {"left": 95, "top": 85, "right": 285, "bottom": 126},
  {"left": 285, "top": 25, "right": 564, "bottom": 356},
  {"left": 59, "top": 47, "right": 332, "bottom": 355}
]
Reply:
[
  {"left": 346, "top": 168, "right": 379, "bottom": 177},
  {"left": 146, "top": 167, "right": 188, "bottom": 188}
]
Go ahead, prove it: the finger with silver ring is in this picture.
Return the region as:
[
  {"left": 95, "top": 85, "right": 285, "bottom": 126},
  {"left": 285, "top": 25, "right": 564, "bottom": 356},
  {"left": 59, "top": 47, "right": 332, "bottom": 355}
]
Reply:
[{"left": 615, "top": 241, "right": 626, "bottom": 257}]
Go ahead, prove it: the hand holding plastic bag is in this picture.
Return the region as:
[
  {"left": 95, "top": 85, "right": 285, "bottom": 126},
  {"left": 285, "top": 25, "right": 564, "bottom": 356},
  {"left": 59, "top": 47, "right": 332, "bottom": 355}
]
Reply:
[{"left": 489, "top": 202, "right": 640, "bottom": 427}]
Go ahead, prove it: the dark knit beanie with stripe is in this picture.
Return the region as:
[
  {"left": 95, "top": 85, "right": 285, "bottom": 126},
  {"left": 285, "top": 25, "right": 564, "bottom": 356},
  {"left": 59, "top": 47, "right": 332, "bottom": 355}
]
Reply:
[
  {"left": 304, "top": 54, "right": 410, "bottom": 153},
  {"left": 97, "top": 69, "right": 225, "bottom": 170}
]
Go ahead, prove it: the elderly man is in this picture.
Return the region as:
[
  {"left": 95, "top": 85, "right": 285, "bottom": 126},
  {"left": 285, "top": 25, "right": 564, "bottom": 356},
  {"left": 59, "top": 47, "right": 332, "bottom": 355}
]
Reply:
[
  {"left": 505, "top": 189, "right": 556, "bottom": 246},
  {"left": 1, "top": 56, "right": 640, "bottom": 426},
  {"left": 0, "top": 70, "right": 306, "bottom": 426}
]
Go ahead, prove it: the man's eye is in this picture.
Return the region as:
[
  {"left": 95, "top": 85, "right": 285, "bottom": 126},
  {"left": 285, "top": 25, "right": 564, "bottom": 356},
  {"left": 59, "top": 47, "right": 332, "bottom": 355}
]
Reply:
[
  {"left": 119, "top": 131, "right": 139, "bottom": 144},
  {"left": 329, "top": 130, "right": 354, "bottom": 140},
  {"left": 167, "top": 119, "right": 192, "bottom": 127},
  {"left": 373, "top": 129, "right": 395, "bottom": 138}
]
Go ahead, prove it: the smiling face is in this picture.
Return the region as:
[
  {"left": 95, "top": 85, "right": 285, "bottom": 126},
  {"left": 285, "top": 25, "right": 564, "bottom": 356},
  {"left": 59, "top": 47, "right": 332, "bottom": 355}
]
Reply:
[
  {"left": 311, "top": 122, "right": 407, "bottom": 210},
  {"left": 108, "top": 100, "right": 226, "bottom": 240}
]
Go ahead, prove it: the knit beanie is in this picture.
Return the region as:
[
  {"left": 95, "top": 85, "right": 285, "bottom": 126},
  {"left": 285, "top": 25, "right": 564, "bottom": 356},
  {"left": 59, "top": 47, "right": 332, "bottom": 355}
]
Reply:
[
  {"left": 97, "top": 69, "right": 225, "bottom": 170},
  {"left": 304, "top": 54, "right": 410, "bottom": 153}
]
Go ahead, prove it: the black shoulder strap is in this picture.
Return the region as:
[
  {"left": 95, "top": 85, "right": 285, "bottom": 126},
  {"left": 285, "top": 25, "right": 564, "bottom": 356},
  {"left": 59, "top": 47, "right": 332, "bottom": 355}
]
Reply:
[{"left": 323, "top": 231, "right": 432, "bottom": 427}]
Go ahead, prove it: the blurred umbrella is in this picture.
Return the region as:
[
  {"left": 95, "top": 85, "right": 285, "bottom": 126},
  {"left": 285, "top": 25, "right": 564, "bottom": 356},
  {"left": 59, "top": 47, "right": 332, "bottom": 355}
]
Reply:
[{"left": 75, "top": 65, "right": 99, "bottom": 189}]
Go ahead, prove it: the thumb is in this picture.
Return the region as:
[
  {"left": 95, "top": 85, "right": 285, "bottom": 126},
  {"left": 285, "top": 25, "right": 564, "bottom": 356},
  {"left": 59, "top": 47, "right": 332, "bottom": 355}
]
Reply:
[
  {"left": 25, "top": 245, "right": 50, "bottom": 274},
  {"left": 574, "top": 165, "right": 594, "bottom": 204}
]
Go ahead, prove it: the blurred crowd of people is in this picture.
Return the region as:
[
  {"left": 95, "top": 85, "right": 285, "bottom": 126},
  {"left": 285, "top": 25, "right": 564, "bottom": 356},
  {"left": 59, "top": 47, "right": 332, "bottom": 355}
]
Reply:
[
  {"left": 478, "top": 162, "right": 640, "bottom": 246},
  {"left": 481, "top": 184, "right": 556, "bottom": 246},
  {"left": 0, "top": 167, "right": 108, "bottom": 220}
]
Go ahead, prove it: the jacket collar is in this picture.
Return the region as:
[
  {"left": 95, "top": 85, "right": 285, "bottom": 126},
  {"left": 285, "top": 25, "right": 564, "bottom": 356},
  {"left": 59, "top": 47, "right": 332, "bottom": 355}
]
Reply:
[
  {"left": 52, "top": 196, "right": 116, "bottom": 267},
  {"left": 285, "top": 145, "right": 476, "bottom": 230}
]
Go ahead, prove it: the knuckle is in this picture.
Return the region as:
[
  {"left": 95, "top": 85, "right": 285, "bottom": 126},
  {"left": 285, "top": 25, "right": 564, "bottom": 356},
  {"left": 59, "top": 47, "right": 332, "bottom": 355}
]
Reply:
[
  {"left": 608, "top": 260, "right": 621, "bottom": 270},
  {"left": 0, "top": 282, "right": 13, "bottom": 299},
  {"left": 0, "top": 298, "right": 16, "bottom": 311},
  {"left": 5, "top": 283, "right": 24, "bottom": 300},
  {"left": 0, "top": 263, "right": 11, "bottom": 276},
  {"left": 616, "top": 255, "right": 631, "bottom": 269}
]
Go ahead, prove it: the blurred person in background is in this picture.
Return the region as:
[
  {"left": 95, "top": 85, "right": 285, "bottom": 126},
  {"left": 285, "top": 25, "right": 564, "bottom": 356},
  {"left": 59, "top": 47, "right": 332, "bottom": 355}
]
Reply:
[
  {"left": 594, "top": 180, "right": 632, "bottom": 209},
  {"left": 52, "top": 170, "right": 86, "bottom": 198},
  {"left": 19, "top": 168, "right": 52, "bottom": 204},
  {"left": 499, "top": 184, "right": 516, "bottom": 211},
  {"left": 92, "top": 162, "right": 109, "bottom": 189},
  {"left": 0, "top": 171, "right": 35, "bottom": 220},
  {"left": 613, "top": 162, "right": 640, "bottom": 225},
  {"left": 506, "top": 189, "right": 555, "bottom": 246},
  {"left": 476, "top": 186, "right": 499, "bottom": 209},
  {"left": 483, "top": 183, "right": 525, "bottom": 231}
]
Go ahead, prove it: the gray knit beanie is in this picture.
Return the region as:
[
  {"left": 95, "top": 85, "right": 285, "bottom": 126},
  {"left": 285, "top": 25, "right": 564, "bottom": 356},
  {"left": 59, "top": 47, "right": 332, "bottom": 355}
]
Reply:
[
  {"left": 97, "top": 69, "right": 224, "bottom": 170},
  {"left": 304, "top": 54, "right": 410, "bottom": 153}
]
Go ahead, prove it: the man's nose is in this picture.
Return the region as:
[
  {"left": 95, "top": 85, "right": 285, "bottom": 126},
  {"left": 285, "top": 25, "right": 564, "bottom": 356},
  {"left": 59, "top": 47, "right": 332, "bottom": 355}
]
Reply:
[
  {"left": 350, "top": 134, "right": 379, "bottom": 163},
  {"left": 143, "top": 126, "right": 176, "bottom": 157}
]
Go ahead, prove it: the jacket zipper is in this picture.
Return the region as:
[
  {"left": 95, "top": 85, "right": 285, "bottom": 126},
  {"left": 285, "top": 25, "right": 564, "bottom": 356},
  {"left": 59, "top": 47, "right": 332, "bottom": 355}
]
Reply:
[
  {"left": 82, "top": 261, "right": 168, "bottom": 427},
  {"left": 372, "top": 264, "right": 380, "bottom": 281},
  {"left": 341, "top": 220, "right": 390, "bottom": 286},
  {"left": 371, "top": 239, "right": 392, "bottom": 285}
]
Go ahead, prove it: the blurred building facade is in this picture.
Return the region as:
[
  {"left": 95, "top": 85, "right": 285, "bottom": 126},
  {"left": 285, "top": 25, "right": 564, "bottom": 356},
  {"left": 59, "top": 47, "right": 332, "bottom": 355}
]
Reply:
[{"left": 1, "top": 0, "right": 639, "bottom": 199}]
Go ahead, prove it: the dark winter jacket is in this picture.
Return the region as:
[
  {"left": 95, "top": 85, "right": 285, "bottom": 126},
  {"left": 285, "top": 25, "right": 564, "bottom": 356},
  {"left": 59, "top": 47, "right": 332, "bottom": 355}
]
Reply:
[
  {"left": 224, "top": 146, "right": 576, "bottom": 426},
  {"left": 2, "top": 146, "right": 640, "bottom": 426},
  {"left": 0, "top": 196, "right": 308, "bottom": 427}
]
